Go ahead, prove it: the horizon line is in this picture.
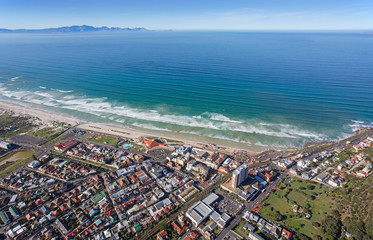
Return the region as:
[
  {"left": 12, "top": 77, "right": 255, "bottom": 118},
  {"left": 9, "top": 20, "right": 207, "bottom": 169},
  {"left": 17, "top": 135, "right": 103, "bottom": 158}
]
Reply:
[{"left": 0, "top": 25, "right": 372, "bottom": 33}]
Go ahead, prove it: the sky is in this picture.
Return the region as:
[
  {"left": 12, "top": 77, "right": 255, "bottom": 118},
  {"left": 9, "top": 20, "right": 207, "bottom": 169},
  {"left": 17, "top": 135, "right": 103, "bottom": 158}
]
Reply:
[{"left": 1, "top": 0, "right": 373, "bottom": 30}]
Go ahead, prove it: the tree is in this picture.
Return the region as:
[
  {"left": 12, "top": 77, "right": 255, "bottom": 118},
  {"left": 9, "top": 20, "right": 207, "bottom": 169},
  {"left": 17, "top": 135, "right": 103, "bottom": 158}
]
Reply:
[
  {"left": 312, "top": 222, "right": 320, "bottom": 227},
  {"left": 273, "top": 211, "right": 285, "bottom": 221},
  {"left": 294, "top": 233, "right": 312, "bottom": 240},
  {"left": 343, "top": 218, "right": 368, "bottom": 240},
  {"left": 331, "top": 209, "right": 341, "bottom": 219},
  {"left": 320, "top": 216, "right": 342, "bottom": 240}
]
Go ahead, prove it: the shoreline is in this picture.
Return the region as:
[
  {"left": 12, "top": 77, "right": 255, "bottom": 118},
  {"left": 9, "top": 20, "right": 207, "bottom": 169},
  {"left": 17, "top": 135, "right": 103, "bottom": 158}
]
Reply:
[
  {"left": 0, "top": 99, "right": 366, "bottom": 155},
  {"left": 0, "top": 99, "right": 263, "bottom": 154},
  {"left": 0, "top": 100, "right": 81, "bottom": 126}
]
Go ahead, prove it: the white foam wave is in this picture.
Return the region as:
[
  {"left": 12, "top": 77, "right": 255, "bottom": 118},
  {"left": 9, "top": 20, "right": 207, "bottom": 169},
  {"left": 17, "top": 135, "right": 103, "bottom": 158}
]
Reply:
[
  {"left": 39, "top": 86, "right": 46, "bottom": 89},
  {"left": 132, "top": 123, "right": 171, "bottom": 132},
  {"left": 53, "top": 89, "right": 74, "bottom": 93},
  {"left": 9, "top": 76, "right": 20, "bottom": 81},
  {"left": 0, "top": 86, "right": 328, "bottom": 141},
  {"left": 205, "top": 134, "right": 251, "bottom": 144},
  {"left": 193, "top": 112, "right": 243, "bottom": 123},
  {"left": 348, "top": 120, "right": 373, "bottom": 131}
]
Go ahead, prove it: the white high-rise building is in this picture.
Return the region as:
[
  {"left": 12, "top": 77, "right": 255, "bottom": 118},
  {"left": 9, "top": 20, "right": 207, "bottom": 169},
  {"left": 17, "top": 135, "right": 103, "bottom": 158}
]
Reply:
[{"left": 232, "top": 164, "right": 249, "bottom": 188}]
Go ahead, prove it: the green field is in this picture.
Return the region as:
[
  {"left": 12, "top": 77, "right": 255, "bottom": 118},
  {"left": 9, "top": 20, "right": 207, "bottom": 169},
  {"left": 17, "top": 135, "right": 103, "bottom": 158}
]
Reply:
[
  {"left": 88, "top": 134, "right": 119, "bottom": 146},
  {"left": 0, "top": 113, "right": 36, "bottom": 139},
  {"left": 260, "top": 177, "right": 336, "bottom": 239},
  {"left": 0, "top": 149, "right": 36, "bottom": 177},
  {"left": 30, "top": 127, "right": 64, "bottom": 142}
]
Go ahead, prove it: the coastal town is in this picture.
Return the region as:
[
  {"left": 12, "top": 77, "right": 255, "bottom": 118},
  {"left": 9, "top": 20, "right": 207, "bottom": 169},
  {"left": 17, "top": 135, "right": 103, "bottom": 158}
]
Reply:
[{"left": 0, "top": 110, "right": 372, "bottom": 240}]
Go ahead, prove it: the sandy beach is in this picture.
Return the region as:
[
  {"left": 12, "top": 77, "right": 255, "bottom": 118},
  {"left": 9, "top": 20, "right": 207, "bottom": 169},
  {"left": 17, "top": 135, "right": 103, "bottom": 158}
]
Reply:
[
  {"left": 0, "top": 99, "right": 260, "bottom": 154},
  {"left": 0, "top": 100, "right": 81, "bottom": 126}
]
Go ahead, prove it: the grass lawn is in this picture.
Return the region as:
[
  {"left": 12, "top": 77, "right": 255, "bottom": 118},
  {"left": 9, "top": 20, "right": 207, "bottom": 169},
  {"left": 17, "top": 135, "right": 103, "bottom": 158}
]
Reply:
[
  {"left": 0, "top": 149, "right": 35, "bottom": 177},
  {"left": 233, "top": 219, "right": 248, "bottom": 238},
  {"left": 260, "top": 177, "right": 335, "bottom": 239},
  {"left": 30, "top": 127, "right": 64, "bottom": 142},
  {"left": 89, "top": 135, "right": 119, "bottom": 146}
]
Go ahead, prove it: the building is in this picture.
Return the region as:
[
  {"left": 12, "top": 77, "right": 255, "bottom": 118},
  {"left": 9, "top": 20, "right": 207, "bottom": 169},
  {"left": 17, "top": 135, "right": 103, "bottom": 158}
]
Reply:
[
  {"left": 7, "top": 223, "right": 27, "bottom": 239},
  {"left": 0, "top": 140, "right": 12, "bottom": 150},
  {"left": 243, "top": 222, "right": 255, "bottom": 232},
  {"left": 0, "top": 211, "right": 10, "bottom": 224},
  {"left": 232, "top": 164, "right": 249, "bottom": 188},
  {"left": 249, "top": 231, "right": 265, "bottom": 240},
  {"left": 54, "top": 140, "right": 79, "bottom": 152},
  {"left": 176, "top": 145, "right": 192, "bottom": 155},
  {"left": 202, "top": 193, "right": 219, "bottom": 206},
  {"left": 142, "top": 139, "right": 164, "bottom": 149},
  {"left": 157, "top": 230, "right": 168, "bottom": 240},
  {"left": 186, "top": 201, "right": 214, "bottom": 226},
  {"left": 28, "top": 160, "right": 42, "bottom": 169}
]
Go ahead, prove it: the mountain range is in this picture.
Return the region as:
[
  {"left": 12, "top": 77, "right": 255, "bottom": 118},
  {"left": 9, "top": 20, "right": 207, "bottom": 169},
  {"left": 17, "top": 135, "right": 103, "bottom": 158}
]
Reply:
[{"left": 0, "top": 25, "right": 147, "bottom": 33}]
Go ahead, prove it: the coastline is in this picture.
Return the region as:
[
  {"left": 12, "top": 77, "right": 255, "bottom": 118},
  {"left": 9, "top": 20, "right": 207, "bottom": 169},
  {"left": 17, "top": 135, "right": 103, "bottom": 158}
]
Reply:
[
  {"left": 1, "top": 98, "right": 367, "bottom": 155},
  {"left": 0, "top": 99, "right": 265, "bottom": 154},
  {"left": 0, "top": 100, "right": 81, "bottom": 126}
]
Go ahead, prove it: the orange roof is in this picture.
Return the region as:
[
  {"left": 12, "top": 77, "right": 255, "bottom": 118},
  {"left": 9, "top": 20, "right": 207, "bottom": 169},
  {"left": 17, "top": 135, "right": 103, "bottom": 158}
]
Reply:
[
  {"left": 143, "top": 139, "right": 164, "bottom": 148},
  {"left": 282, "top": 229, "right": 292, "bottom": 239},
  {"left": 158, "top": 230, "right": 167, "bottom": 237},
  {"left": 171, "top": 221, "right": 183, "bottom": 235}
]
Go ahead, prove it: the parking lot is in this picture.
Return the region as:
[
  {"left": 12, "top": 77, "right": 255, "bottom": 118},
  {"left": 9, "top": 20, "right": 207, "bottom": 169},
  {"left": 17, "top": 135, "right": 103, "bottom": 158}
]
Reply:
[{"left": 215, "top": 189, "right": 243, "bottom": 215}]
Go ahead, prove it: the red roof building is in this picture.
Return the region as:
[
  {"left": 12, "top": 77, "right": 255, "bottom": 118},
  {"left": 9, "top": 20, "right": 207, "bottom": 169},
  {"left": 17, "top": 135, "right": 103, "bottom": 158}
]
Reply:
[
  {"left": 54, "top": 140, "right": 78, "bottom": 152},
  {"left": 142, "top": 139, "right": 164, "bottom": 149},
  {"left": 157, "top": 230, "right": 168, "bottom": 240},
  {"left": 282, "top": 229, "right": 292, "bottom": 239},
  {"left": 171, "top": 221, "right": 183, "bottom": 235}
]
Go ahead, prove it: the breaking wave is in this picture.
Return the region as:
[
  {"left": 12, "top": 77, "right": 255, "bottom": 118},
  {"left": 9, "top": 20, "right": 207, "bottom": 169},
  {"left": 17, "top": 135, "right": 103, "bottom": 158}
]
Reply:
[
  {"left": 0, "top": 84, "right": 360, "bottom": 147},
  {"left": 349, "top": 120, "right": 373, "bottom": 132},
  {"left": 9, "top": 76, "right": 20, "bottom": 81},
  {"left": 132, "top": 123, "right": 171, "bottom": 132}
]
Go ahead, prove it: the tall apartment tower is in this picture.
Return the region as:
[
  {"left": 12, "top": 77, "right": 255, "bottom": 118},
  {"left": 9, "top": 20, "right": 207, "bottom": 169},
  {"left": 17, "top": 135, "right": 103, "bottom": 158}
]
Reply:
[{"left": 231, "top": 164, "right": 249, "bottom": 188}]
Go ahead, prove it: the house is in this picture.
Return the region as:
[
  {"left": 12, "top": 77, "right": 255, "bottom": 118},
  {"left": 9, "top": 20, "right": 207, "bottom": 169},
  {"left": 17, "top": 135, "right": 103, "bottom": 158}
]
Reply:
[
  {"left": 282, "top": 228, "right": 292, "bottom": 239},
  {"left": 317, "top": 173, "right": 329, "bottom": 182},
  {"left": 258, "top": 171, "right": 276, "bottom": 182},
  {"left": 157, "top": 230, "right": 168, "bottom": 240},
  {"left": 28, "top": 160, "right": 42, "bottom": 169},
  {"left": 243, "top": 222, "right": 255, "bottom": 232},
  {"left": 277, "top": 159, "right": 294, "bottom": 169},
  {"left": 171, "top": 221, "right": 184, "bottom": 235},
  {"left": 301, "top": 172, "right": 312, "bottom": 180},
  {"left": 297, "top": 160, "right": 310, "bottom": 169}
]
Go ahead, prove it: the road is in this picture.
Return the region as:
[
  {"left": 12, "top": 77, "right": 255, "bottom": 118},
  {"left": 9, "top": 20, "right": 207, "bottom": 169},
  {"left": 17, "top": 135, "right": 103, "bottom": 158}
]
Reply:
[
  {"left": 216, "top": 169, "right": 289, "bottom": 240},
  {"left": 138, "top": 173, "right": 232, "bottom": 240}
]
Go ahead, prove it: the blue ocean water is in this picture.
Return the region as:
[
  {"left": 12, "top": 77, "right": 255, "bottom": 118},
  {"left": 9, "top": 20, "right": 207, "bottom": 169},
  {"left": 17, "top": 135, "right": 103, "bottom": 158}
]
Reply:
[{"left": 0, "top": 31, "right": 372, "bottom": 149}]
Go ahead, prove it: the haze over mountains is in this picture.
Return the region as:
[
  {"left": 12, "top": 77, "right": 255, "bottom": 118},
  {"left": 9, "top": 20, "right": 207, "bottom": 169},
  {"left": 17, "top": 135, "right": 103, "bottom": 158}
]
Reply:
[{"left": 0, "top": 25, "right": 147, "bottom": 33}]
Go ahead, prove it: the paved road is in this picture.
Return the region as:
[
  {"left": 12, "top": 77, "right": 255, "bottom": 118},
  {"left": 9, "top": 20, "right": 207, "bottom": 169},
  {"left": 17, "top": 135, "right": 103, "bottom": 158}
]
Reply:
[
  {"left": 216, "top": 169, "right": 289, "bottom": 240},
  {"left": 138, "top": 173, "right": 232, "bottom": 240}
]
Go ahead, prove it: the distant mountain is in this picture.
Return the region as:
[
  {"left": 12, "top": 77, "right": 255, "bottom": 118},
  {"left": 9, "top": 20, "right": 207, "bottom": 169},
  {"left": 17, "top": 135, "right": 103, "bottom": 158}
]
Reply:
[{"left": 0, "top": 25, "right": 147, "bottom": 33}]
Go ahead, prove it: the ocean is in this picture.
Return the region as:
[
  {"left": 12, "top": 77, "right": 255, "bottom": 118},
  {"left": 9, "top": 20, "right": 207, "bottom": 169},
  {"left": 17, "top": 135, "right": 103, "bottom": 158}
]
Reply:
[{"left": 0, "top": 31, "right": 372, "bottom": 150}]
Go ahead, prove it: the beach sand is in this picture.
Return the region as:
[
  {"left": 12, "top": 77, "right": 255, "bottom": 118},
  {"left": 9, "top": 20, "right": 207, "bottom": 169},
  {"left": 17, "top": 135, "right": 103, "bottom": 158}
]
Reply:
[
  {"left": 0, "top": 99, "right": 259, "bottom": 154},
  {"left": 0, "top": 100, "right": 81, "bottom": 126}
]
